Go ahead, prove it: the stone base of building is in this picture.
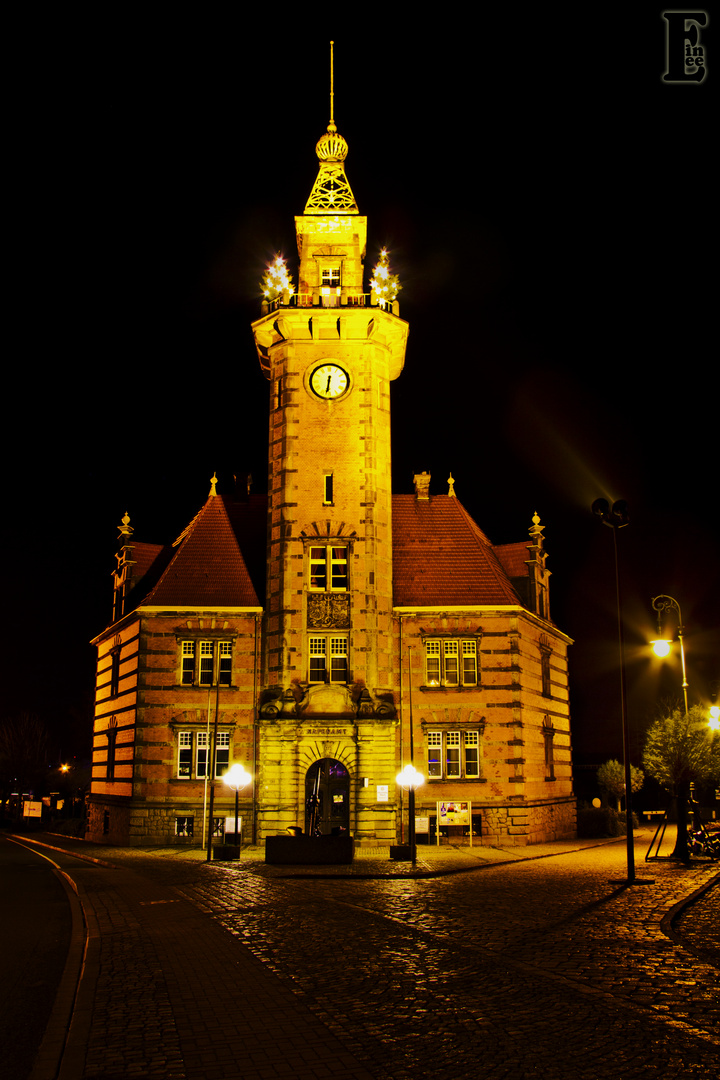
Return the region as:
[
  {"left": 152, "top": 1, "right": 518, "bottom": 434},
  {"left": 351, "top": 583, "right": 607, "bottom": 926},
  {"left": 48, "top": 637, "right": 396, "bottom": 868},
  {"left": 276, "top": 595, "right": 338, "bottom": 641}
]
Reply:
[
  {"left": 477, "top": 796, "right": 577, "bottom": 846},
  {"left": 86, "top": 794, "right": 576, "bottom": 849}
]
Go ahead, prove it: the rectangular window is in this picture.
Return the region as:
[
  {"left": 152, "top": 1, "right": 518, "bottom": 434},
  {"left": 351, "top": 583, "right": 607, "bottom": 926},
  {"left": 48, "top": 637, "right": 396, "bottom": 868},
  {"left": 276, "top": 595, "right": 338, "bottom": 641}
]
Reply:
[
  {"left": 182, "top": 641, "right": 196, "bottom": 684},
  {"left": 462, "top": 641, "right": 477, "bottom": 685},
  {"left": 321, "top": 267, "right": 341, "bottom": 288},
  {"left": 178, "top": 731, "right": 192, "bottom": 778},
  {"left": 180, "top": 640, "right": 233, "bottom": 686},
  {"left": 199, "top": 641, "right": 214, "bottom": 685},
  {"left": 428, "top": 732, "right": 442, "bottom": 777},
  {"left": 543, "top": 719, "right": 555, "bottom": 780},
  {"left": 308, "top": 547, "right": 348, "bottom": 591},
  {"left": 308, "top": 635, "right": 348, "bottom": 684},
  {"left": 215, "top": 732, "right": 230, "bottom": 777},
  {"left": 424, "top": 640, "right": 478, "bottom": 686},
  {"left": 106, "top": 728, "right": 117, "bottom": 781},
  {"left": 219, "top": 641, "right": 232, "bottom": 685},
  {"left": 110, "top": 650, "right": 120, "bottom": 697},
  {"left": 194, "top": 731, "right": 232, "bottom": 779},
  {"left": 444, "top": 641, "right": 459, "bottom": 686},
  {"left": 320, "top": 267, "right": 340, "bottom": 307},
  {"left": 464, "top": 731, "right": 480, "bottom": 778},
  {"left": 446, "top": 731, "right": 461, "bottom": 777},
  {"left": 196, "top": 731, "right": 209, "bottom": 778},
  {"left": 427, "top": 730, "right": 482, "bottom": 780},
  {"left": 541, "top": 650, "right": 552, "bottom": 697},
  {"left": 175, "top": 816, "right": 194, "bottom": 837},
  {"left": 323, "top": 473, "right": 334, "bottom": 505}
]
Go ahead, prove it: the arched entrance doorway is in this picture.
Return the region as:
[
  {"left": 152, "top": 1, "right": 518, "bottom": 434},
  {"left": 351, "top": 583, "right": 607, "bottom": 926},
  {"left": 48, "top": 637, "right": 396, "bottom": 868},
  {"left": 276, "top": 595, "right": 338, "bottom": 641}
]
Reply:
[{"left": 305, "top": 759, "right": 350, "bottom": 835}]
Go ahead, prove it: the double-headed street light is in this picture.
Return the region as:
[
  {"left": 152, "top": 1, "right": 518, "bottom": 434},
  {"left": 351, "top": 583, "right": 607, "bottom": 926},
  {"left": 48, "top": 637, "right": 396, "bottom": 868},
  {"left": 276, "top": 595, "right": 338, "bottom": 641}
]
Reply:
[
  {"left": 592, "top": 497, "right": 639, "bottom": 884},
  {"left": 223, "top": 763, "right": 252, "bottom": 857},
  {"left": 651, "top": 594, "right": 689, "bottom": 716}
]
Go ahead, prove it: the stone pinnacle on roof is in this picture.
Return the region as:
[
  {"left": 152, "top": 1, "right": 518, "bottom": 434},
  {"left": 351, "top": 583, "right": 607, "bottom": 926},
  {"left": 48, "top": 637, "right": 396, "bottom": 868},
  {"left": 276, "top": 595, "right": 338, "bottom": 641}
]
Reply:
[
  {"left": 448, "top": 473, "right": 456, "bottom": 498},
  {"left": 209, "top": 472, "right": 218, "bottom": 497},
  {"left": 118, "top": 511, "right": 133, "bottom": 540}
]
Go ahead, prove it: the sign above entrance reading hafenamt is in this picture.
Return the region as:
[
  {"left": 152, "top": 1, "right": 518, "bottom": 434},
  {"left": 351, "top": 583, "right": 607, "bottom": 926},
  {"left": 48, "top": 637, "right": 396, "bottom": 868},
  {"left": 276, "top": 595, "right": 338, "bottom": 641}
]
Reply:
[{"left": 305, "top": 727, "right": 353, "bottom": 736}]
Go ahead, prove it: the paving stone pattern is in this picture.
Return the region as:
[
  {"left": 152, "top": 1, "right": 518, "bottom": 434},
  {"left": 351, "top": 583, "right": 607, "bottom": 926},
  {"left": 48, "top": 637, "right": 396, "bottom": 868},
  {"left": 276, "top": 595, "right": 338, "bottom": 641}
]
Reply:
[{"left": 37, "top": 833, "right": 720, "bottom": 1080}]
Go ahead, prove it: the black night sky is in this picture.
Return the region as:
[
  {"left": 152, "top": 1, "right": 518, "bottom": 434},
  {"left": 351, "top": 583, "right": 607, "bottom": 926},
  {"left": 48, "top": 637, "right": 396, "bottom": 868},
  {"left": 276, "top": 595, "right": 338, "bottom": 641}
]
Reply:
[{"left": 4, "top": 11, "right": 716, "bottom": 781}]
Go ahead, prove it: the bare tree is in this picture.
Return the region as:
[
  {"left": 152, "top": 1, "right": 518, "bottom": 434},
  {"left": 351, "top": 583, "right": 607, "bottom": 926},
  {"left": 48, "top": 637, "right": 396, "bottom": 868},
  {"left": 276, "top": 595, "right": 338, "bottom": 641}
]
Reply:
[{"left": 0, "top": 712, "right": 52, "bottom": 800}]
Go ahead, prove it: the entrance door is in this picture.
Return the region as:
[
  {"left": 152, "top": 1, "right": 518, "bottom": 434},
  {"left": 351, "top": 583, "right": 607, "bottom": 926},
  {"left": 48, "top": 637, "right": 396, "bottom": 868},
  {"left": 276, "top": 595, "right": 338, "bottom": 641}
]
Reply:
[{"left": 305, "top": 759, "right": 350, "bottom": 835}]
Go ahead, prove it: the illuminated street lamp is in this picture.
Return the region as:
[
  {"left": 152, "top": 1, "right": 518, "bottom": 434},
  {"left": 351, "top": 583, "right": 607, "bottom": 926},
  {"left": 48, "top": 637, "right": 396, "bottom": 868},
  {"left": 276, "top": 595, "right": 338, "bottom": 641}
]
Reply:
[
  {"left": 223, "top": 763, "right": 252, "bottom": 858},
  {"left": 708, "top": 706, "right": 720, "bottom": 732},
  {"left": 650, "top": 594, "right": 689, "bottom": 715},
  {"left": 396, "top": 763, "right": 424, "bottom": 867}
]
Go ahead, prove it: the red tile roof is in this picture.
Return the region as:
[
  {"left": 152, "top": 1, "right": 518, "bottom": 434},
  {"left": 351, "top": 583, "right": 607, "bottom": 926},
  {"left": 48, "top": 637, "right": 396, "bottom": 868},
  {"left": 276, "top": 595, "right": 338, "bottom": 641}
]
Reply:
[
  {"left": 140, "top": 495, "right": 263, "bottom": 608},
  {"left": 494, "top": 541, "right": 531, "bottom": 579},
  {"left": 391, "top": 495, "right": 522, "bottom": 607},
  {"left": 125, "top": 492, "right": 528, "bottom": 613}
]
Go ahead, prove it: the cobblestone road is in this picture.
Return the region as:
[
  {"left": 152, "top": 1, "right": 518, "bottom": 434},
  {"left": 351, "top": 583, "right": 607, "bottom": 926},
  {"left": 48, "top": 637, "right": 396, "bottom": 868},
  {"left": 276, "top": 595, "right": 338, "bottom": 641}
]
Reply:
[
  {"left": 21, "top": 832, "right": 719, "bottom": 1080},
  {"left": 180, "top": 847, "right": 719, "bottom": 1079}
]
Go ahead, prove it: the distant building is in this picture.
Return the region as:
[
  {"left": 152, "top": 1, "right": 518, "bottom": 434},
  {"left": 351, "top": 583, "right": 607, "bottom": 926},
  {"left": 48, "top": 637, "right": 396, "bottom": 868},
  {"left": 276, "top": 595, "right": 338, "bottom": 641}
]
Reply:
[{"left": 87, "top": 107, "right": 575, "bottom": 848}]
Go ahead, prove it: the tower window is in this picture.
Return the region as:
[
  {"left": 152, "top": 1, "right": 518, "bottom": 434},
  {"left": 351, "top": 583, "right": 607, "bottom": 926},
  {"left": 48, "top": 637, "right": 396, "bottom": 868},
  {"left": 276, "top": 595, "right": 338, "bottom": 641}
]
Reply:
[
  {"left": 308, "top": 635, "right": 348, "bottom": 684},
  {"left": 321, "top": 267, "right": 341, "bottom": 289},
  {"left": 309, "top": 547, "right": 348, "bottom": 591},
  {"left": 424, "top": 640, "right": 478, "bottom": 686},
  {"left": 323, "top": 473, "right": 334, "bottom": 505}
]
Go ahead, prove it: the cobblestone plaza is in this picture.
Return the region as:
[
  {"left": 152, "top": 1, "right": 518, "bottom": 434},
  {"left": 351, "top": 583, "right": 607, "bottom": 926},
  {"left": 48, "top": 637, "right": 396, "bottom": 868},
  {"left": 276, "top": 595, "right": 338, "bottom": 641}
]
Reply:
[{"left": 18, "top": 828, "right": 719, "bottom": 1080}]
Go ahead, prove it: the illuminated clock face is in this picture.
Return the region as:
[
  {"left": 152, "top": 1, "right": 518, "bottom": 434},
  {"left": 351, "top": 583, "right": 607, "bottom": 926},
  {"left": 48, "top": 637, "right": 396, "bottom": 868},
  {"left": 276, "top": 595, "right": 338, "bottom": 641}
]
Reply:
[{"left": 309, "top": 363, "right": 350, "bottom": 400}]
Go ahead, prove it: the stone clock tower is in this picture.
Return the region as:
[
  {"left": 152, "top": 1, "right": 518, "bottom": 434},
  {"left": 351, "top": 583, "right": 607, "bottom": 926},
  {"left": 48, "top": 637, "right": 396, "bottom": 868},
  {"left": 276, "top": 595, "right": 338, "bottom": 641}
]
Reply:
[{"left": 251, "top": 84, "right": 409, "bottom": 842}]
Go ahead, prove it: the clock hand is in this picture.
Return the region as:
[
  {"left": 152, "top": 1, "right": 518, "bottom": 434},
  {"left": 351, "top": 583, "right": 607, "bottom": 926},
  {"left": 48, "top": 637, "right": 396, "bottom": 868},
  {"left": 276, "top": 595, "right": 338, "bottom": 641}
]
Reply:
[{"left": 326, "top": 375, "right": 332, "bottom": 393}]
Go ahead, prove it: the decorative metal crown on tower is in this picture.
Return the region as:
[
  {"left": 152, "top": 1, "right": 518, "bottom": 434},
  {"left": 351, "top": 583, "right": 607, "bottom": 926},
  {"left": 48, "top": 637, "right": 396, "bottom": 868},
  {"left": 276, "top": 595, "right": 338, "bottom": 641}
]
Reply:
[{"left": 304, "top": 42, "right": 358, "bottom": 214}]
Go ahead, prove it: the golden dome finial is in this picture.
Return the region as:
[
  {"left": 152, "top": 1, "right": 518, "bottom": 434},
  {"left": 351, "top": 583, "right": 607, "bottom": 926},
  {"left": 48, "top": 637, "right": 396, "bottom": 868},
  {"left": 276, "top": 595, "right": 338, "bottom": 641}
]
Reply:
[{"left": 305, "top": 40, "right": 358, "bottom": 212}]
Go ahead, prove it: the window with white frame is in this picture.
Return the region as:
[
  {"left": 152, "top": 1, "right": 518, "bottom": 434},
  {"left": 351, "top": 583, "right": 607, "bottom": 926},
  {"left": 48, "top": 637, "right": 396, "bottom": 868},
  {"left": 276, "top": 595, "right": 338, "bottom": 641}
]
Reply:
[
  {"left": 177, "top": 731, "right": 231, "bottom": 779},
  {"left": 180, "top": 640, "right": 233, "bottom": 686},
  {"left": 424, "top": 639, "right": 478, "bottom": 686},
  {"left": 178, "top": 731, "right": 193, "bottom": 778},
  {"left": 308, "top": 635, "right": 348, "bottom": 684},
  {"left": 427, "top": 730, "right": 481, "bottom": 779},
  {"left": 320, "top": 266, "right": 341, "bottom": 305},
  {"left": 309, "top": 546, "right": 348, "bottom": 591}
]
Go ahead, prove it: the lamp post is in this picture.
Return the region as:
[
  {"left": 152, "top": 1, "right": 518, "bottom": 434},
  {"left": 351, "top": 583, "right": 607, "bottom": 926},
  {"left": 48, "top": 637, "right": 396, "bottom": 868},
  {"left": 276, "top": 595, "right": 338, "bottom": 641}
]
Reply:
[
  {"left": 396, "top": 763, "right": 424, "bottom": 867},
  {"left": 651, "top": 594, "right": 689, "bottom": 716},
  {"left": 592, "top": 498, "right": 637, "bottom": 884},
  {"left": 222, "top": 763, "right": 252, "bottom": 858}
]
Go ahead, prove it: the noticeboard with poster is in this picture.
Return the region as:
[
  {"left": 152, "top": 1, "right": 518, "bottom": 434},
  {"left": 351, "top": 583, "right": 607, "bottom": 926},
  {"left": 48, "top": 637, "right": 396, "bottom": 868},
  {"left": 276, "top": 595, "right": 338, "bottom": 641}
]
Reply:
[{"left": 436, "top": 801, "right": 473, "bottom": 846}]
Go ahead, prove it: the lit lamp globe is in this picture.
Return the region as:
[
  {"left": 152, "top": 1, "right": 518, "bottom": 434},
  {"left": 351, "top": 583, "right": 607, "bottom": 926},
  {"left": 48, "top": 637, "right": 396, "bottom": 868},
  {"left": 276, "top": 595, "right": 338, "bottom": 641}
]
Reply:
[
  {"left": 709, "top": 706, "right": 720, "bottom": 732},
  {"left": 396, "top": 764, "right": 423, "bottom": 867},
  {"left": 651, "top": 639, "right": 672, "bottom": 658},
  {"left": 223, "top": 764, "right": 252, "bottom": 853},
  {"left": 396, "top": 763, "right": 424, "bottom": 789}
]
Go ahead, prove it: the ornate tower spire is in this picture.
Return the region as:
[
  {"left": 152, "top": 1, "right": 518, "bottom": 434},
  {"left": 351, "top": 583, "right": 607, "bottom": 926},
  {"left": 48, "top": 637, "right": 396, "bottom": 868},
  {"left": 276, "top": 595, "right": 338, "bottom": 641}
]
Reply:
[{"left": 304, "top": 42, "right": 358, "bottom": 214}]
